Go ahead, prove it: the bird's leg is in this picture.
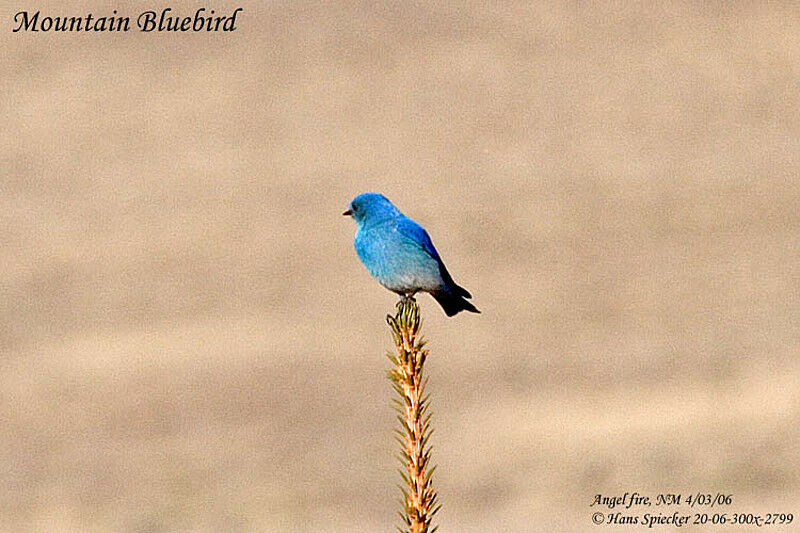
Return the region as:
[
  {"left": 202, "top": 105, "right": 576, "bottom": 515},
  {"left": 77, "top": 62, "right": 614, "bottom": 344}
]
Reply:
[{"left": 396, "top": 292, "right": 417, "bottom": 309}]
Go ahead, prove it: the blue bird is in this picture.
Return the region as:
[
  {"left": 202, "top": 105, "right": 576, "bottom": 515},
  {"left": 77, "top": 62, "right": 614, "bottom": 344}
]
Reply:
[{"left": 344, "top": 193, "right": 479, "bottom": 316}]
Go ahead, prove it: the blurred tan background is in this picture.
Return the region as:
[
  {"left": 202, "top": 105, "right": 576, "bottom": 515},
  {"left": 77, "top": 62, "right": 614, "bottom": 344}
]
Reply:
[{"left": 2, "top": 1, "right": 799, "bottom": 531}]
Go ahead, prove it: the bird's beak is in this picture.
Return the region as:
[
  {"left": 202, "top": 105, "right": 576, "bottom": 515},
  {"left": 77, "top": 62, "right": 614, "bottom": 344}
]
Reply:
[{"left": 342, "top": 209, "right": 353, "bottom": 216}]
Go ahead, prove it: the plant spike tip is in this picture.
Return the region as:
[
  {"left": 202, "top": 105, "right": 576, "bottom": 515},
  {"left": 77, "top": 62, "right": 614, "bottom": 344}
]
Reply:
[{"left": 387, "top": 298, "right": 439, "bottom": 533}]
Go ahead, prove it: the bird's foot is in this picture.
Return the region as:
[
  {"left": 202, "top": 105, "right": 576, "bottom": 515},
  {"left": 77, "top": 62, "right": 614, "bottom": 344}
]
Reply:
[{"left": 396, "top": 294, "right": 416, "bottom": 309}]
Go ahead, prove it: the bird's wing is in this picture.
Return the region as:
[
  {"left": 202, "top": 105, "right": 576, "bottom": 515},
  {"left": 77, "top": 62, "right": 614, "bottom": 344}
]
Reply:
[
  {"left": 393, "top": 216, "right": 442, "bottom": 262},
  {"left": 394, "top": 215, "right": 472, "bottom": 299}
]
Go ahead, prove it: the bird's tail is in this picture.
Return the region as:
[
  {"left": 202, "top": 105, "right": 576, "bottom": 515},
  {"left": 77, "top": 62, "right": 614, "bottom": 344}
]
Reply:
[{"left": 431, "top": 287, "right": 480, "bottom": 317}]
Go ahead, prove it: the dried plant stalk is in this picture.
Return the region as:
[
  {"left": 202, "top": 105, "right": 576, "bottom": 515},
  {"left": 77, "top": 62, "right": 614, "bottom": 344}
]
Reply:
[{"left": 386, "top": 299, "right": 440, "bottom": 533}]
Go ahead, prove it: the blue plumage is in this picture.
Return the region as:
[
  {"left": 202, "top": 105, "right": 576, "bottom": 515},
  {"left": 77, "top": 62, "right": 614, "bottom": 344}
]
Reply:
[{"left": 344, "top": 193, "right": 479, "bottom": 317}]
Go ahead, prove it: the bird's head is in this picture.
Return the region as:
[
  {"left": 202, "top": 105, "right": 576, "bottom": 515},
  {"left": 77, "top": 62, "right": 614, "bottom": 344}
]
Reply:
[{"left": 343, "top": 193, "right": 400, "bottom": 224}]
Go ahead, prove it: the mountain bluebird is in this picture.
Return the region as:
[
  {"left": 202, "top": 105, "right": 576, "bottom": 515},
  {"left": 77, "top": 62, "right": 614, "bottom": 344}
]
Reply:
[{"left": 344, "top": 193, "right": 479, "bottom": 316}]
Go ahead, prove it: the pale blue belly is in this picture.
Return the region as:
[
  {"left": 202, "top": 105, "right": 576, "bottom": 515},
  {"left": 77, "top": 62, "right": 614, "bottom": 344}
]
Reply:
[{"left": 355, "top": 226, "right": 443, "bottom": 293}]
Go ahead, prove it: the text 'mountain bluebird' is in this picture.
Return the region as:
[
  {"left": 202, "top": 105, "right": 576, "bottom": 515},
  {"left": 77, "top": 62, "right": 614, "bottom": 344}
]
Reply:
[{"left": 344, "top": 193, "right": 479, "bottom": 317}]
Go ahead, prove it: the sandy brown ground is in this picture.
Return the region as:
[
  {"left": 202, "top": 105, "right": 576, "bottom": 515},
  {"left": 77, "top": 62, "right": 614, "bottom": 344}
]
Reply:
[{"left": 2, "top": 2, "right": 799, "bottom": 531}]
